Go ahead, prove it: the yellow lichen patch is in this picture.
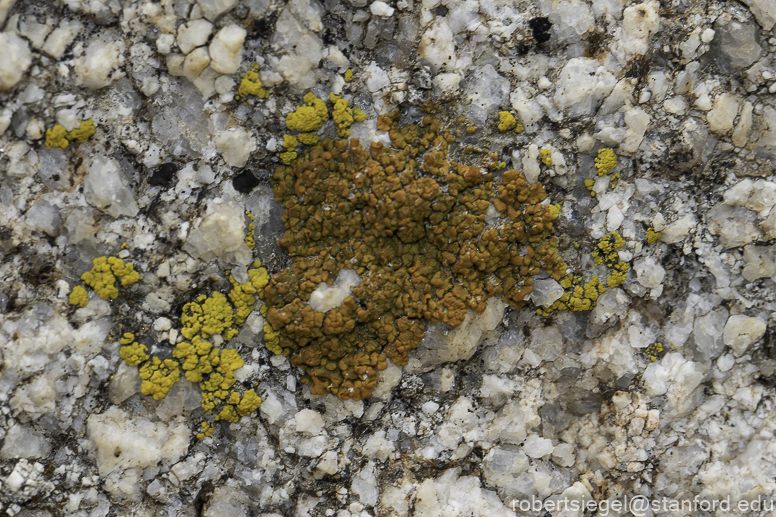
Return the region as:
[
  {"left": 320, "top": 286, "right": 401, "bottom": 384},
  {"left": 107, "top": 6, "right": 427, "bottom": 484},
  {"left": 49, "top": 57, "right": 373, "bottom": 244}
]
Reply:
[
  {"left": 540, "top": 149, "right": 552, "bottom": 166},
  {"left": 267, "top": 111, "right": 565, "bottom": 400},
  {"left": 278, "top": 151, "right": 298, "bottom": 165},
  {"left": 283, "top": 134, "right": 299, "bottom": 150},
  {"left": 139, "top": 357, "right": 180, "bottom": 400},
  {"left": 236, "top": 64, "right": 269, "bottom": 101},
  {"left": 109, "top": 261, "right": 269, "bottom": 422},
  {"left": 237, "top": 389, "right": 262, "bottom": 416},
  {"left": 646, "top": 227, "right": 662, "bottom": 245},
  {"left": 330, "top": 93, "right": 367, "bottom": 138},
  {"left": 173, "top": 335, "right": 216, "bottom": 383},
  {"left": 216, "top": 404, "right": 240, "bottom": 423},
  {"left": 45, "top": 119, "right": 96, "bottom": 149},
  {"left": 215, "top": 389, "right": 261, "bottom": 422},
  {"left": 68, "top": 119, "right": 96, "bottom": 143},
  {"left": 69, "top": 285, "right": 88, "bottom": 307},
  {"left": 644, "top": 341, "right": 664, "bottom": 362},
  {"left": 45, "top": 125, "right": 70, "bottom": 150},
  {"left": 119, "top": 333, "right": 150, "bottom": 366},
  {"left": 181, "top": 292, "right": 237, "bottom": 341},
  {"left": 197, "top": 422, "right": 214, "bottom": 440},
  {"left": 593, "top": 231, "right": 626, "bottom": 267},
  {"left": 595, "top": 148, "right": 618, "bottom": 176},
  {"left": 263, "top": 320, "right": 282, "bottom": 355},
  {"left": 344, "top": 69, "right": 353, "bottom": 82},
  {"left": 609, "top": 172, "right": 620, "bottom": 189},
  {"left": 199, "top": 348, "right": 243, "bottom": 395},
  {"left": 584, "top": 178, "right": 596, "bottom": 197},
  {"left": 606, "top": 261, "right": 630, "bottom": 288},
  {"left": 286, "top": 92, "right": 329, "bottom": 133},
  {"left": 497, "top": 111, "right": 516, "bottom": 132},
  {"left": 81, "top": 256, "right": 140, "bottom": 300},
  {"left": 538, "top": 275, "right": 606, "bottom": 316},
  {"left": 245, "top": 211, "right": 257, "bottom": 250},
  {"left": 298, "top": 132, "right": 320, "bottom": 146}
]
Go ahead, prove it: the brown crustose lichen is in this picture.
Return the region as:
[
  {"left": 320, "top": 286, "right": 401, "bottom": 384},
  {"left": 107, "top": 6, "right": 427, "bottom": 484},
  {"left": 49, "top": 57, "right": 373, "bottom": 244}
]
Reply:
[{"left": 266, "top": 111, "right": 565, "bottom": 401}]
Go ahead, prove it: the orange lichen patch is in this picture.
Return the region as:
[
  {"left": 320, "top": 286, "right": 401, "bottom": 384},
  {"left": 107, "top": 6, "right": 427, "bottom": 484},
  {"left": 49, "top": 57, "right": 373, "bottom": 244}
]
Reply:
[{"left": 267, "top": 111, "right": 565, "bottom": 400}]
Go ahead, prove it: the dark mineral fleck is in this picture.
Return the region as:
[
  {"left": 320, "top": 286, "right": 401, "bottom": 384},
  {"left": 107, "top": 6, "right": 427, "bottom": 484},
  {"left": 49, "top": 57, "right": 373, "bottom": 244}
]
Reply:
[
  {"left": 233, "top": 170, "right": 260, "bottom": 193},
  {"left": 150, "top": 162, "right": 178, "bottom": 187},
  {"left": 528, "top": 17, "right": 552, "bottom": 44}
]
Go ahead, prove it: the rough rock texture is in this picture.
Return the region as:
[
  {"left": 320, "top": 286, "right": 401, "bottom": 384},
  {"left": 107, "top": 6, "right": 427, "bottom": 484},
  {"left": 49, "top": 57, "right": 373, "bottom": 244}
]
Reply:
[{"left": 1, "top": 0, "right": 776, "bottom": 515}]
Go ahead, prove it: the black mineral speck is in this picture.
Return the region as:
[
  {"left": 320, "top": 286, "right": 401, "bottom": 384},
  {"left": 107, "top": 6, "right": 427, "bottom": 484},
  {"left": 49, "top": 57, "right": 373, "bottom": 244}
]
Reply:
[
  {"left": 431, "top": 5, "right": 448, "bottom": 17},
  {"left": 150, "top": 162, "right": 178, "bottom": 187},
  {"left": 528, "top": 17, "right": 552, "bottom": 44},
  {"left": 233, "top": 170, "right": 260, "bottom": 193}
]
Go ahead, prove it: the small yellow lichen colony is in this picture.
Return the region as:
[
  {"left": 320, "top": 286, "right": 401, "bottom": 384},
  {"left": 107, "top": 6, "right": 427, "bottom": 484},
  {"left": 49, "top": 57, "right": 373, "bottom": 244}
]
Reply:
[
  {"left": 45, "top": 119, "right": 96, "bottom": 150},
  {"left": 278, "top": 92, "right": 367, "bottom": 165},
  {"left": 116, "top": 259, "right": 270, "bottom": 429},
  {"left": 119, "top": 333, "right": 149, "bottom": 366},
  {"left": 68, "top": 285, "right": 89, "bottom": 308},
  {"left": 646, "top": 227, "right": 662, "bottom": 245},
  {"left": 595, "top": 148, "right": 618, "bottom": 176},
  {"left": 245, "top": 211, "right": 256, "bottom": 250},
  {"left": 497, "top": 111, "right": 524, "bottom": 133},
  {"left": 236, "top": 64, "right": 269, "bottom": 101},
  {"left": 644, "top": 341, "right": 664, "bottom": 361},
  {"left": 330, "top": 93, "right": 366, "bottom": 137},
  {"left": 286, "top": 92, "right": 328, "bottom": 133},
  {"left": 592, "top": 231, "right": 630, "bottom": 288},
  {"left": 539, "top": 230, "right": 632, "bottom": 316},
  {"left": 266, "top": 110, "right": 566, "bottom": 401},
  {"left": 76, "top": 256, "right": 140, "bottom": 301}
]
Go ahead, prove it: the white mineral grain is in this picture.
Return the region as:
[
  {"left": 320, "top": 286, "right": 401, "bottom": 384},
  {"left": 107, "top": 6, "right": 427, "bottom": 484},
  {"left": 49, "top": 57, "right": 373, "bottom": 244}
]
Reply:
[
  {"left": 370, "top": 1, "right": 394, "bottom": 16},
  {"left": 74, "top": 37, "right": 123, "bottom": 89},
  {"left": 723, "top": 315, "right": 766, "bottom": 356},
  {"left": 86, "top": 407, "right": 190, "bottom": 477},
  {"left": 278, "top": 54, "right": 316, "bottom": 88},
  {"left": 197, "top": 0, "right": 238, "bottom": 21},
  {"left": 295, "top": 409, "right": 325, "bottom": 435},
  {"left": 42, "top": 19, "right": 83, "bottom": 59},
  {"left": 177, "top": 19, "right": 213, "bottom": 55},
  {"left": 83, "top": 155, "right": 139, "bottom": 218},
  {"left": 408, "top": 297, "right": 506, "bottom": 372},
  {"left": 182, "top": 198, "right": 251, "bottom": 264},
  {"left": 610, "top": 0, "right": 661, "bottom": 64},
  {"left": 739, "top": 0, "right": 776, "bottom": 29},
  {"left": 0, "top": 0, "right": 15, "bottom": 26},
  {"left": 0, "top": 425, "right": 51, "bottom": 459},
  {"left": 413, "top": 469, "right": 515, "bottom": 517},
  {"left": 545, "top": 0, "right": 594, "bottom": 45},
  {"left": 742, "top": 245, "right": 776, "bottom": 281},
  {"left": 0, "top": 32, "right": 32, "bottom": 91},
  {"left": 208, "top": 25, "right": 246, "bottom": 75},
  {"left": 660, "top": 213, "right": 695, "bottom": 243},
  {"left": 25, "top": 200, "right": 62, "bottom": 237},
  {"left": 707, "top": 93, "right": 741, "bottom": 133},
  {"left": 633, "top": 256, "right": 665, "bottom": 289},
  {"left": 465, "top": 65, "right": 510, "bottom": 125},
  {"left": 707, "top": 203, "right": 761, "bottom": 249},
  {"left": 214, "top": 128, "right": 256, "bottom": 167},
  {"left": 482, "top": 446, "right": 529, "bottom": 489},
  {"left": 553, "top": 58, "right": 616, "bottom": 117},
  {"left": 531, "top": 278, "right": 564, "bottom": 307},
  {"left": 418, "top": 19, "right": 455, "bottom": 73},
  {"left": 308, "top": 268, "right": 361, "bottom": 313},
  {"left": 203, "top": 486, "right": 250, "bottom": 517}
]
